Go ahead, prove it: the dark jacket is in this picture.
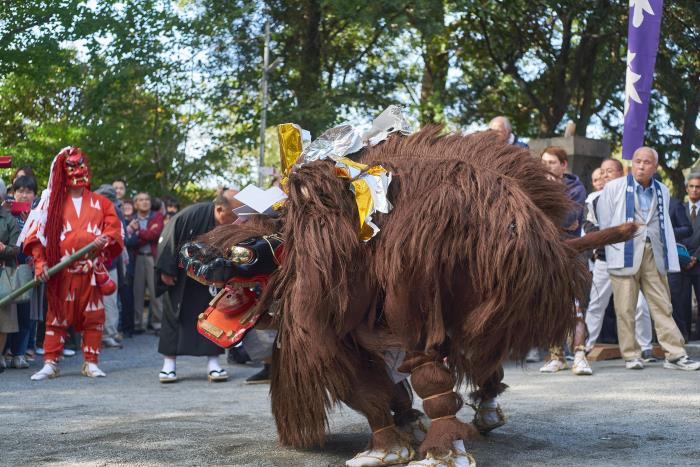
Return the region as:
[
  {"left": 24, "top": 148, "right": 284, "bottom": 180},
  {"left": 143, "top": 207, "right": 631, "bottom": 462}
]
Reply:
[
  {"left": 683, "top": 201, "right": 700, "bottom": 254},
  {"left": 0, "top": 208, "right": 20, "bottom": 267},
  {"left": 669, "top": 197, "right": 692, "bottom": 243},
  {"left": 512, "top": 134, "right": 529, "bottom": 148},
  {"left": 676, "top": 199, "right": 700, "bottom": 275},
  {"left": 155, "top": 202, "right": 215, "bottom": 310},
  {"left": 564, "top": 173, "right": 587, "bottom": 236},
  {"left": 126, "top": 211, "right": 164, "bottom": 258}
]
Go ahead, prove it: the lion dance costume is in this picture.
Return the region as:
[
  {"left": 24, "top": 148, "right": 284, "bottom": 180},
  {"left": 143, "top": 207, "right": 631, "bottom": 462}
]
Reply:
[
  {"left": 182, "top": 116, "right": 635, "bottom": 466},
  {"left": 21, "top": 147, "right": 123, "bottom": 381}
]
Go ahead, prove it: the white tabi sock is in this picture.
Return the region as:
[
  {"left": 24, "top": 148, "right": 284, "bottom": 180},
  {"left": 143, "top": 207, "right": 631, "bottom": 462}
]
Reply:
[
  {"left": 162, "top": 357, "right": 176, "bottom": 373},
  {"left": 207, "top": 356, "right": 222, "bottom": 373}
]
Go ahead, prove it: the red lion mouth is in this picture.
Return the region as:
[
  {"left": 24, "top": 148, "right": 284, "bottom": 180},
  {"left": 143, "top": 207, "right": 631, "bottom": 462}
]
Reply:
[{"left": 195, "top": 275, "right": 270, "bottom": 348}]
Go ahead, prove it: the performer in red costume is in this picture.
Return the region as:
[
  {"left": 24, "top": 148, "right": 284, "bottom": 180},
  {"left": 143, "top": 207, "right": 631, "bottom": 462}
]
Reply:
[{"left": 19, "top": 147, "right": 124, "bottom": 380}]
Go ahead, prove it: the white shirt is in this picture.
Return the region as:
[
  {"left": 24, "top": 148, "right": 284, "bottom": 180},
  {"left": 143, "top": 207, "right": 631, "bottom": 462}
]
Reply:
[
  {"left": 688, "top": 201, "right": 700, "bottom": 218},
  {"left": 72, "top": 196, "right": 82, "bottom": 217}
]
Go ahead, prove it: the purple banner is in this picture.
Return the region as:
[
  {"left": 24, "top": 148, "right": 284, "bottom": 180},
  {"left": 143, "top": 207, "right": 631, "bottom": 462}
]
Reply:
[{"left": 622, "top": 0, "right": 664, "bottom": 160}]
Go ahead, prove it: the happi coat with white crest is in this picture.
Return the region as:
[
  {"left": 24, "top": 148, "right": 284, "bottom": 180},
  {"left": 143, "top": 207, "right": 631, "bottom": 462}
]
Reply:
[{"left": 598, "top": 174, "right": 679, "bottom": 275}]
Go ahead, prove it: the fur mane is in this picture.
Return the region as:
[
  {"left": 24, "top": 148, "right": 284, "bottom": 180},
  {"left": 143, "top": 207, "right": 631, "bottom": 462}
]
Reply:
[{"left": 268, "top": 127, "right": 589, "bottom": 447}]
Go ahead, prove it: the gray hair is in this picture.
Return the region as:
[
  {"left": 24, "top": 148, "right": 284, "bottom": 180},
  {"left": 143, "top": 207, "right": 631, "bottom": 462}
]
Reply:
[
  {"left": 488, "top": 116, "right": 512, "bottom": 133},
  {"left": 686, "top": 173, "right": 700, "bottom": 186},
  {"left": 0, "top": 178, "right": 6, "bottom": 200},
  {"left": 632, "top": 146, "right": 659, "bottom": 164}
]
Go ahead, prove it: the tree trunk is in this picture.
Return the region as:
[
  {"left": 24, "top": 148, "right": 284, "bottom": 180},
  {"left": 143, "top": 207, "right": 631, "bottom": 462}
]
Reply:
[
  {"left": 678, "top": 79, "right": 699, "bottom": 171},
  {"left": 664, "top": 166, "right": 686, "bottom": 199},
  {"left": 295, "top": 0, "right": 323, "bottom": 135},
  {"left": 414, "top": 0, "right": 449, "bottom": 126}
]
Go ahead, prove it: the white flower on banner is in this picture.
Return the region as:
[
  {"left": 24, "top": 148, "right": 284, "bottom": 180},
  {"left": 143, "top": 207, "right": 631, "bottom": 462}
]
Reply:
[
  {"left": 630, "top": 0, "right": 655, "bottom": 28},
  {"left": 624, "top": 51, "right": 642, "bottom": 116}
]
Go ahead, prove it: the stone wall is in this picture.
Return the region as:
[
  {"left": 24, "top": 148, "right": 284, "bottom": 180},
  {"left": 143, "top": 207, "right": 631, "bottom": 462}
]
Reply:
[{"left": 528, "top": 136, "right": 611, "bottom": 193}]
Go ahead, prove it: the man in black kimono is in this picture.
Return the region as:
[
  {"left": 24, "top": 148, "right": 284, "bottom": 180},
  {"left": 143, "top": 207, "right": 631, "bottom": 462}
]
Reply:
[{"left": 155, "top": 189, "right": 240, "bottom": 383}]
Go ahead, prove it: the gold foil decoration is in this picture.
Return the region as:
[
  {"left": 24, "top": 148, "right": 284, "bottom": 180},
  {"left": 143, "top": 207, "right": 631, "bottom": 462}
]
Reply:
[
  {"left": 351, "top": 178, "right": 376, "bottom": 241},
  {"left": 274, "top": 105, "right": 406, "bottom": 240},
  {"left": 335, "top": 157, "right": 392, "bottom": 241},
  {"left": 277, "top": 123, "right": 304, "bottom": 175}
]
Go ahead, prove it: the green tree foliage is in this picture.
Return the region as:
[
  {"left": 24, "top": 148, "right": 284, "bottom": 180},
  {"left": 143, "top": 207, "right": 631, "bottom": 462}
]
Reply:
[
  {"left": 0, "top": 0, "right": 227, "bottom": 197},
  {"left": 1, "top": 0, "right": 698, "bottom": 198},
  {"left": 454, "top": 0, "right": 628, "bottom": 137}
]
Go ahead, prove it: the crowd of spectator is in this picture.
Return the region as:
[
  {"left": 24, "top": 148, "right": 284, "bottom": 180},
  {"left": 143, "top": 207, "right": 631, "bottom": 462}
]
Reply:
[
  {"left": 532, "top": 143, "right": 699, "bottom": 373},
  {"left": 2, "top": 120, "right": 698, "bottom": 381}
]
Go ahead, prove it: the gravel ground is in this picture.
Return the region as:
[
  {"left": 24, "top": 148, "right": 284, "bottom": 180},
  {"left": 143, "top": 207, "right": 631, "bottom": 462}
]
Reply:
[{"left": 1, "top": 334, "right": 699, "bottom": 466}]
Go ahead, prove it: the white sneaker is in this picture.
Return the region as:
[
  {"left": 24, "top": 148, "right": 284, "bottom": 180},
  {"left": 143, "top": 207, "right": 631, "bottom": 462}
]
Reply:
[
  {"left": 30, "top": 363, "right": 60, "bottom": 381},
  {"left": 81, "top": 362, "right": 106, "bottom": 378},
  {"left": 625, "top": 358, "right": 644, "bottom": 370},
  {"left": 102, "top": 337, "right": 122, "bottom": 348},
  {"left": 663, "top": 356, "right": 700, "bottom": 371},
  {"left": 11, "top": 355, "right": 30, "bottom": 369},
  {"left": 571, "top": 351, "right": 593, "bottom": 375},
  {"left": 539, "top": 358, "right": 567, "bottom": 373},
  {"left": 346, "top": 443, "right": 415, "bottom": 466},
  {"left": 525, "top": 348, "right": 540, "bottom": 363},
  {"left": 63, "top": 349, "right": 76, "bottom": 357}
]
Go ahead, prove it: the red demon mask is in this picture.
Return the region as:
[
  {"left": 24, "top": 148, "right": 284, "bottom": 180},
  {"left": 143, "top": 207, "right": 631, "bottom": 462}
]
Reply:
[{"left": 63, "top": 149, "right": 90, "bottom": 188}]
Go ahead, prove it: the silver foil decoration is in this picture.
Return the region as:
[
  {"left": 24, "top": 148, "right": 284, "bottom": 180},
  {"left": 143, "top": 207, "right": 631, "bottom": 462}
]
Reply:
[
  {"left": 363, "top": 105, "right": 412, "bottom": 146},
  {"left": 300, "top": 124, "right": 364, "bottom": 163},
  {"left": 299, "top": 105, "right": 412, "bottom": 164}
]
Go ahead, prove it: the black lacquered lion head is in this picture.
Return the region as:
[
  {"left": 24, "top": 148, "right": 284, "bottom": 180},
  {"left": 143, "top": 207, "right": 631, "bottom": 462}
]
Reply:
[{"left": 180, "top": 235, "right": 284, "bottom": 288}]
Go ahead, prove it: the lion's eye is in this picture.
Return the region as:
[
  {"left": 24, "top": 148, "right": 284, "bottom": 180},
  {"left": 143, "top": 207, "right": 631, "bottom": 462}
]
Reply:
[{"left": 229, "top": 246, "right": 254, "bottom": 264}]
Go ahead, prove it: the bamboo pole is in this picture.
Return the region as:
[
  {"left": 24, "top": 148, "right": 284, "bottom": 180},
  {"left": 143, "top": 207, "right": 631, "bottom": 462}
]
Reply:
[{"left": 0, "top": 241, "right": 98, "bottom": 307}]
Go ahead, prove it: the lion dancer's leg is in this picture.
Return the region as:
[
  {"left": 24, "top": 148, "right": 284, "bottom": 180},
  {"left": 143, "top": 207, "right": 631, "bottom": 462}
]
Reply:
[
  {"left": 345, "top": 359, "right": 415, "bottom": 467},
  {"left": 382, "top": 349, "right": 430, "bottom": 445},
  {"left": 400, "top": 352, "right": 477, "bottom": 467},
  {"left": 470, "top": 365, "right": 507, "bottom": 434},
  {"left": 391, "top": 380, "right": 430, "bottom": 444},
  {"left": 541, "top": 301, "right": 593, "bottom": 375},
  {"left": 571, "top": 301, "right": 593, "bottom": 375}
]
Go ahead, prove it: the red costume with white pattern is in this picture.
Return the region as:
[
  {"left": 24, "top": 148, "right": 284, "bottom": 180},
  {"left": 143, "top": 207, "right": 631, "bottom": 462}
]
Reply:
[{"left": 22, "top": 147, "right": 123, "bottom": 365}]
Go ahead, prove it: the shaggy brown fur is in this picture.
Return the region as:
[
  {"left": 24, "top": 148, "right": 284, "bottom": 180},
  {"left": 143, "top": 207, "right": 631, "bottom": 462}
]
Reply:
[
  {"left": 196, "top": 215, "right": 281, "bottom": 252},
  {"left": 196, "top": 127, "right": 635, "bottom": 455},
  {"left": 360, "top": 129, "right": 591, "bottom": 390},
  {"left": 263, "top": 128, "right": 591, "bottom": 451}
]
